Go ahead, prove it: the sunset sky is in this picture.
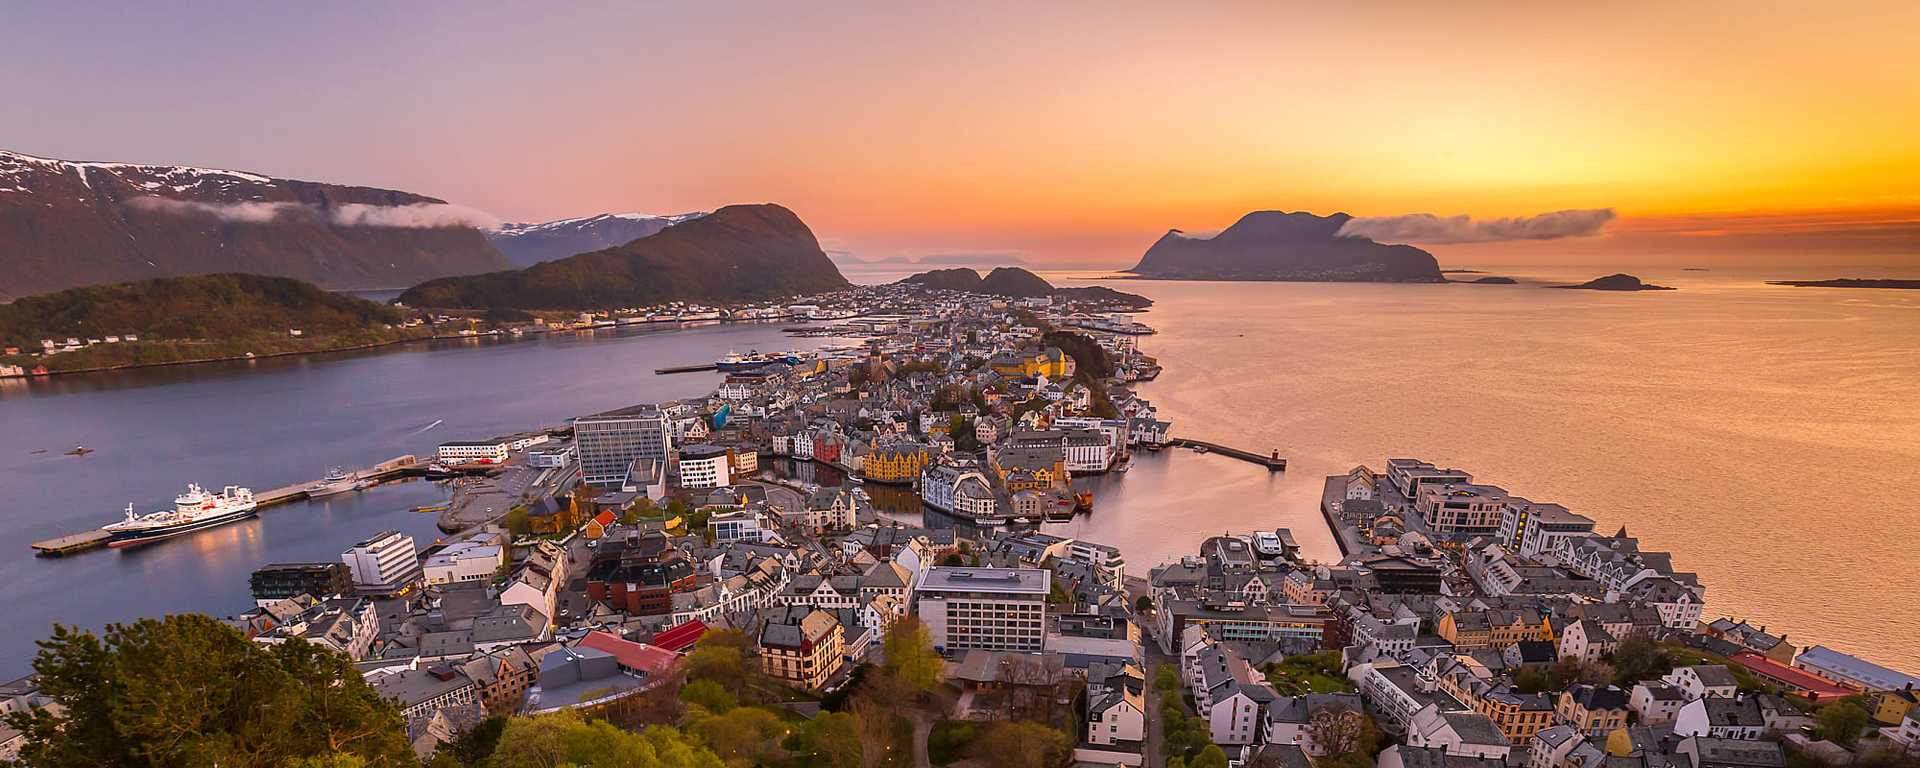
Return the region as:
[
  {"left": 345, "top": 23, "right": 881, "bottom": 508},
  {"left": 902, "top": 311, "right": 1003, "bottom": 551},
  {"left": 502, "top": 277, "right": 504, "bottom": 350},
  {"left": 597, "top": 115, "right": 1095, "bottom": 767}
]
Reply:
[{"left": 4, "top": 2, "right": 1917, "bottom": 267}]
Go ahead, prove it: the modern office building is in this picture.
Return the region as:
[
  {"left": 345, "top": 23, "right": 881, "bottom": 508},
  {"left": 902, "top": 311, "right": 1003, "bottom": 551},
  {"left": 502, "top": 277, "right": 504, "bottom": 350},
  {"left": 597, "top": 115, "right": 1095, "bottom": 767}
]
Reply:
[
  {"left": 574, "top": 405, "right": 673, "bottom": 486},
  {"left": 916, "top": 566, "right": 1051, "bottom": 653},
  {"left": 676, "top": 444, "right": 732, "bottom": 489},
  {"left": 341, "top": 530, "right": 421, "bottom": 596}
]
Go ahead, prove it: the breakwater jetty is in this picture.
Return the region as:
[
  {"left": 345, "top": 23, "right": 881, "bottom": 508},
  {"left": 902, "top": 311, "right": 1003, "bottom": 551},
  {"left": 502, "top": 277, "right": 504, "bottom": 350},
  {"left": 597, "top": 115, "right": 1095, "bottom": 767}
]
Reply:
[{"left": 1168, "top": 438, "right": 1287, "bottom": 471}]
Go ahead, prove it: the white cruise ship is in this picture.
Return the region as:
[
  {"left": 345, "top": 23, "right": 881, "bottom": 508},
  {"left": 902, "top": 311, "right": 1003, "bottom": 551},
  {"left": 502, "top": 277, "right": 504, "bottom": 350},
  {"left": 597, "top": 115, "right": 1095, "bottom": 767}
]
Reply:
[{"left": 101, "top": 483, "right": 258, "bottom": 547}]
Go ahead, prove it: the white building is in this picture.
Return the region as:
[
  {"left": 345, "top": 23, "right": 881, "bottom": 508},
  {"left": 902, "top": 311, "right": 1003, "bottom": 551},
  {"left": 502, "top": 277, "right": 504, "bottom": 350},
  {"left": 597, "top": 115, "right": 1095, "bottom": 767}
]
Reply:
[
  {"left": 341, "top": 530, "right": 421, "bottom": 595},
  {"left": 1061, "top": 428, "right": 1114, "bottom": 473},
  {"left": 423, "top": 540, "right": 504, "bottom": 585},
  {"left": 709, "top": 509, "right": 768, "bottom": 544},
  {"left": 1208, "top": 684, "right": 1276, "bottom": 745},
  {"left": 676, "top": 445, "right": 732, "bottom": 489},
  {"left": 436, "top": 440, "right": 509, "bottom": 463},
  {"left": 1629, "top": 682, "right": 1688, "bottom": 725},
  {"left": 1663, "top": 665, "right": 1739, "bottom": 700},
  {"left": 574, "top": 405, "right": 674, "bottom": 486},
  {"left": 915, "top": 567, "right": 1050, "bottom": 653}
]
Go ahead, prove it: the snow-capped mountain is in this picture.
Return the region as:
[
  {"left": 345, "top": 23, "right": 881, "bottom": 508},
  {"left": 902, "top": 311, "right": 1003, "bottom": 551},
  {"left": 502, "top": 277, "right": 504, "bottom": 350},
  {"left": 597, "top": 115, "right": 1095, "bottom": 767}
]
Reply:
[
  {"left": 0, "top": 149, "right": 508, "bottom": 299},
  {"left": 486, "top": 211, "right": 707, "bottom": 266}
]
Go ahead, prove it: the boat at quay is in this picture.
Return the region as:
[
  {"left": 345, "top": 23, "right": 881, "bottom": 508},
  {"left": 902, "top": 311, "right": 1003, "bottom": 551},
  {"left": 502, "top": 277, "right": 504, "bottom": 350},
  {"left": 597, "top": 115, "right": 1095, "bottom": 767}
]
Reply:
[{"left": 101, "top": 483, "right": 259, "bottom": 547}]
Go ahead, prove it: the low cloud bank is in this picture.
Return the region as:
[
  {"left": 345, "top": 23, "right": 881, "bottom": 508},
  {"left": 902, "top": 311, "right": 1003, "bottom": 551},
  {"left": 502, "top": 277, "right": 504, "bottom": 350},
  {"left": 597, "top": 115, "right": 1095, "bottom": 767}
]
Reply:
[
  {"left": 1338, "top": 208, "right": 1615, "bottom": 244},
  {"left": 126, "top": 197, "right": 497, "bottom": 229}
]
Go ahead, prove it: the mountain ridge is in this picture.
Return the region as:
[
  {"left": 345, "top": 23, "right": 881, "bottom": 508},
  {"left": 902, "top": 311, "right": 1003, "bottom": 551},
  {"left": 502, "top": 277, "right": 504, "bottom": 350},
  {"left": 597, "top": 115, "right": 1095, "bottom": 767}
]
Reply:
[
  {"left": 399, "top": 203, "right": 850, "bottom": 310},
  {"left": 0, "top": 149, "right": 509, "bottom": 300},
  {"left": 487, "top": 211, "right": 707, "bottom": 266}
]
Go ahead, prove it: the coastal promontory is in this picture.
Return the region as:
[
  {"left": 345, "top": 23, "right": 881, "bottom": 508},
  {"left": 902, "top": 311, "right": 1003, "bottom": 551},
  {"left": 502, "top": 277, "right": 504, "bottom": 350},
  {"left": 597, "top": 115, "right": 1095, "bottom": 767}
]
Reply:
[
  {"left": 398, "top": 204, "right": 850, "bottom": 310},
  {"left": 0, "top": 274, "right": 425, "bottom": 372},
  {"left": 1555, "top": 273, "right": 1675, "bottom": 291},
  {"left": 1127, "top": 210, "right": 1445, "bottom": 283}
]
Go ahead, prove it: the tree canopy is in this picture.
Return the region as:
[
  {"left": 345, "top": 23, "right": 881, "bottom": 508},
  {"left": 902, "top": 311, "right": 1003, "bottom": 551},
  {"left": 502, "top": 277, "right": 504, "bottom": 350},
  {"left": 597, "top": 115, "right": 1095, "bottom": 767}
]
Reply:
[
  {"left": 5, "top": 615, "right": 415, "bottom": 768},
  {"left": 880, "top": 618, "right": 943, "bottom": 695},
  {"left": 485, "top": 711, "right": 722, "bottom": 768}
]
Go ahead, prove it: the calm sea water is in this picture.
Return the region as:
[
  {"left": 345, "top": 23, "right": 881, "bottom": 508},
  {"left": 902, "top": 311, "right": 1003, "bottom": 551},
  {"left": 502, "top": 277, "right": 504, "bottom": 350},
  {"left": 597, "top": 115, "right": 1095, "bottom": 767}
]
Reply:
[
  {"left": 1044, "top": 267, "right": 1920, "bottom": 671},
  {"left": 1, "top": 267, "right": 1914, "bottom": 675},
  {"left": 0, "top": 322, "right": 843, "bottom": 676}
]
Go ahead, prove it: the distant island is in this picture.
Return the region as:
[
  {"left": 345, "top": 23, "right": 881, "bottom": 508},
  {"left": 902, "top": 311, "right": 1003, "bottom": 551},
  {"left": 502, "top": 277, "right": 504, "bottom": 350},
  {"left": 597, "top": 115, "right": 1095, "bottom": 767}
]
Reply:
[
  {"left": 1127, "top": 210, "right": 1445, "bottom": 283},
  {"left": 399, "top": 204, "right": 850, "bottom": 310},
  {"left": 900, "top": 267, "right": 1152, "bottom": 308},
  {"left": 1767, "top": 278, "right": 1920, "bottom": 290},
  {"left": 1554, "top": 273, "right": 1675, "bottom": 291},
  {"left": 1459, "top": 276, "right": 1518, "bottom": 284},
  {"left": 0, "top": 274, "right": 428, "bottom": 373}
]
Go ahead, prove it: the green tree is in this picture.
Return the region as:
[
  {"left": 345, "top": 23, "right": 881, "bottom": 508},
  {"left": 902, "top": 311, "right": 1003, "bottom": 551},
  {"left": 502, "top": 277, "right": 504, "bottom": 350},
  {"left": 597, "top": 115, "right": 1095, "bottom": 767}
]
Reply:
[
  {"left": 1155, "top": 664, "right": 1182, "bottom": 692},
  {"left": 1191, "top": 745, "right": 1231, "bottom": 768},
  {"left": 486, "top": 712, "right": 723, "bottom": 768},
  {"left": 6, "top": 616, "right": 415, "bottom": 768},
  {"left": 503, "top": 506, "right": 531, "bottom": 536},
  {"left": 792, "top": 711, "right": 864, "bottom": 768},
  {"left": 972, "top": 720, "right": 1070, "bottom": 768},
  {"left": 1818, "top": 701, "right": 1871, "bottom": 746},
  {"left": 692, "top": 706, "right": 788, "bottom": 768},
  {"left": 435, "top": 716, "right": 507, "bottom": 767},
  {"left": 1135, "top": 595, "right": 1154, "bottom": 614},
  {"left": 1609, "top": 635, "right": 1672, "bottom": 686},
  {"left": 686, "top": 645, "right": 748, "bottom": 696},
  {"left": 939, "top": 553, "right": 965, "bottom": 566},
  {"left": 881, "top": 617, "right": 943, "bottom": 694},
  {"left": 681, "top": 679, "right": 737, "bottom": 714}
]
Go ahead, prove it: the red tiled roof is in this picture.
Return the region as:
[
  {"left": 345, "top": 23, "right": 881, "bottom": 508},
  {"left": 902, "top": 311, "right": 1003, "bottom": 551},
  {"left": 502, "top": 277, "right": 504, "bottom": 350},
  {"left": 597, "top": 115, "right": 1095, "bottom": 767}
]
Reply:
[
  {"left": 593, "top": 509, "right": 617, "bottom": 526},
  {"left": 1729, "top": 651, "right": 1852, "bottom": 700},
  {"left": 577, "top": 631, "right": 679, "bottom": 676},
  {"left": 651, "top": 619, "right": 709, "bottom": 653}
]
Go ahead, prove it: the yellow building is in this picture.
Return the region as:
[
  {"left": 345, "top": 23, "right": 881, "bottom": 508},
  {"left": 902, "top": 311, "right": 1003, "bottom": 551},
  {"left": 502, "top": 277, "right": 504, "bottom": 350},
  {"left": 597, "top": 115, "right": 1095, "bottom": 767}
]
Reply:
[
  {"left": 1557, "top": 685, "right": 1630, "bottom": 737},
  {"left": 989, "top": 348, "right": 1069, "bottom": 379},
  {"left": 1435, "top": 657, "right": 1557, "bottom": 743},
  {"left": 863, "top": 443, "right": 932, "bottom": 484},
  {"left": 990, "top": 446, "right": 1068, "bottom": 492},
  {"left": 1869, "top": 688, "right": 1920, "bottom": 725},
  {"left": 1438, "top": 609, "right": 1554, "bottom": 651}
]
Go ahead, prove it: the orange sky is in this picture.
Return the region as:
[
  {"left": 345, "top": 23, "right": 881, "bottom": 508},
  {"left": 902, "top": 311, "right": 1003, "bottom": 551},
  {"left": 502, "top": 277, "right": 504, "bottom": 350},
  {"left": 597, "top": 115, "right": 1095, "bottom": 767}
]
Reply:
[{"left": 4, "top": 2, "right": 1918, "bottom": 267}]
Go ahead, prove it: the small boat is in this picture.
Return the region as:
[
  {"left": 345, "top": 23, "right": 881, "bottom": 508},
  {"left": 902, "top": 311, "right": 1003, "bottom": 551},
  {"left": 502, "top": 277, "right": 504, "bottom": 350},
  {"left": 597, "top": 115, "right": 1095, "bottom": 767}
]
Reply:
[
  {"left": 65, "top": 446, "right": 93, "bottom": 456},
  {"left": 1192, "top": 445, "right": 1210, "bottom": 454},
  {"left": 30, "top": 449, "right": 48, "bottom": 455}
]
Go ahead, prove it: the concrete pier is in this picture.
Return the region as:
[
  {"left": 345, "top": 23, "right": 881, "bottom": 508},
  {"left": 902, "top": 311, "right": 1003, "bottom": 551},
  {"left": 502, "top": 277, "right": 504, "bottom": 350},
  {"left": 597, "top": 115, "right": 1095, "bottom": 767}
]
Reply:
[
  {"left": 1167, "top": 438, "right": 1286, "bottom": 471},
  {"left": 29, "top": 454, "right": 419, "bottom": 556}
]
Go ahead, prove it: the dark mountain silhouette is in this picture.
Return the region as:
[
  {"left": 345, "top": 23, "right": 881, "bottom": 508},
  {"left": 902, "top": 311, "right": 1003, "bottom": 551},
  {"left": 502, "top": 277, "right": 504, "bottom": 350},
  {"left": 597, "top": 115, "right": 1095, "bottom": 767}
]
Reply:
[
  {"left": 398, "top": 204, "right": 849, "bottom": 310},
  {"left": 0, "top": 149, "right": 508, "bottom": 300},
  {"left": 1128, "top": 210, "right": 1443, "bottom": 282}
]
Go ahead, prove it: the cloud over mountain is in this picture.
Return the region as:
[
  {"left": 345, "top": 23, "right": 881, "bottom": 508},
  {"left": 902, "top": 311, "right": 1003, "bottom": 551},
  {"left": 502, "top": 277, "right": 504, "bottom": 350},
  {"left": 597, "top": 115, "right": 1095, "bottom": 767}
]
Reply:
[{"left": 1338, "top": 209, "right": 1616, "bottom": 244}]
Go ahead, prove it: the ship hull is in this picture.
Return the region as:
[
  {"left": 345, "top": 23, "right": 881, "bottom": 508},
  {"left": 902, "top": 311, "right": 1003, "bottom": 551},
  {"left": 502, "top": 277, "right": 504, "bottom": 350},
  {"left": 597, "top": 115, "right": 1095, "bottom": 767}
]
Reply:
[{"left": 106, "top": 505, "right": 259, "bottom": 548}]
